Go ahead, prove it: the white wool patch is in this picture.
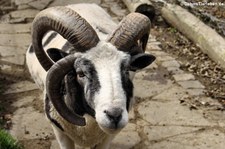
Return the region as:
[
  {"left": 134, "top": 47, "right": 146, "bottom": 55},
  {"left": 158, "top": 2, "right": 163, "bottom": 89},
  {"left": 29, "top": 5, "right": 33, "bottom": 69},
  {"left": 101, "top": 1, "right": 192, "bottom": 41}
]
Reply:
[
  {"left": 49, "top": 105, "right": 108, "bottom": 147},
  {"left": 84, "top": 41, "right": 130, "bottom": 63},
  {"left": 43, "top": 32, "right": 67, "bottom": 50},
  {"left": 26, "top": 45, "right": 47, "bottom": 90}
]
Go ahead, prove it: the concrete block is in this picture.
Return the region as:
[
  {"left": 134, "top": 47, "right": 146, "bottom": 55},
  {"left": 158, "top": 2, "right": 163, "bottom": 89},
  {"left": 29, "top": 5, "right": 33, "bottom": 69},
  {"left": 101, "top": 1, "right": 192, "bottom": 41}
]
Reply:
[
  {"left": 137, "top": 100, "right": 215, "bottom": 126},
  {"left": 151, "top": 51, "right": 168, "bottom": 56},
  {"left": 0, "top": 46, "right": 27, "bottom": 57},
  {"left": 156, "top": 55, "right": 175, "bottom": 62},
  {"left": 186, "top": 89, "right": 205, "bottom": 96},
  {"left": 28, "top": 0, "right": 54, "bottom": 10},
  {"left": 50, "top": 140, "right": 60, "bottom": 149},
  {"left": 10, "top": 9, "right": 39, "bottom": 19},
  {"left": 153, "top": 129, "right": 225, "bottom": 149},
  {"left": 3, "top": 80, "right": 39, "bottom": 94},
  {"left": 167, "top": 67, "right": 184, "bottom": 74},
  {"left": 162, "top": 60, "right": 180, "bottom": 68},
  {"left": 0, "top": 23, "right": 31, "bottom": 34},
  {"left": 1, "top": 54, "right": 25, "bottom": 65},
  {"left": 15, "top": 0, "right": 34, "bottom": 5},
  {"left": 111, "top": 123, "right": 140, "bottom": 149},
  {"left": 49, "top": 0, "right": 101, "bottom": 7},
  {"left": 133, "top": 77, "right": 173, "bottom": 99},
  {"left": 10, "top": 106, "right": 53, "bottom": 140},
  {"left": 143, "top": 125, "right": 199, "bottom": 141},
  {"left": 173, "top": 73, "right": 195, "bottom": 82},
  {"left": 177, "top": 80, "right": 205, "bottom": 89},
  {"left": 152, "top": 85, "right": 187, "bottom": 101},
  {"left": 146, "top": 44, "right": 161, "bottom": 51},
  {"left": 0, "top": 34, "right": 31, "bottom": 47}
]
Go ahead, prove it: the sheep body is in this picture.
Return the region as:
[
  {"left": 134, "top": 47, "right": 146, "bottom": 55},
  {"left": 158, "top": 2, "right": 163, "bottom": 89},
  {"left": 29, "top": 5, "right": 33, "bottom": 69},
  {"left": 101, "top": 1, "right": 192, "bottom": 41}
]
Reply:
[
  {"left": 27, "top": 4, "right": 125, "bottom": 148},
  {"left": 26, "top": 3, "right": 154, "bottom": 149},
  {"left": 48, "top": 102, "right": 107, "bottom": 147}
]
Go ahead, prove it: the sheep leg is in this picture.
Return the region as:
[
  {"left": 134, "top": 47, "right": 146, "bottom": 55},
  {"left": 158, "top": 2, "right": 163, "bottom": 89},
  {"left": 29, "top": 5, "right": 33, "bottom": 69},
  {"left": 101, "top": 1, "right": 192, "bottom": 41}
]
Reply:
[
  {"left": 52, "top": 125, "right": 75, "bottom": 149},
  {"left": 92, "top": 135, "right": 115, "bottom": 149}
]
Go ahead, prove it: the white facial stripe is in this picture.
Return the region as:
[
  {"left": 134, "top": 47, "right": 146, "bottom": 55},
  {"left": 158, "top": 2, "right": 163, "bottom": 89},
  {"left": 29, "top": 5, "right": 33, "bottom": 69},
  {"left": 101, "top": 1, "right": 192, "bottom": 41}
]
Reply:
[
  {"left": 95, "top": 60, "right": 126, "bottom": 107},
  {"left": 83, "top": 41, "right": 129, "bottom": 108},
  {"left": 83, "top": 41, "right": 131, "bottom": 131}
]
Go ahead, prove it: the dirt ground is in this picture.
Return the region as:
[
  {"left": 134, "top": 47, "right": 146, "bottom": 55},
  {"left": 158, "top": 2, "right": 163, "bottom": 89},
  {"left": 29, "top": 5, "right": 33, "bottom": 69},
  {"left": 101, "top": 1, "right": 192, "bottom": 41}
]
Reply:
[
  {"left": 150, "top": 0, "right": 225, "bottom": 108},
  {"left": 164, "top": 0, "right": 225, "bottom": 37}
]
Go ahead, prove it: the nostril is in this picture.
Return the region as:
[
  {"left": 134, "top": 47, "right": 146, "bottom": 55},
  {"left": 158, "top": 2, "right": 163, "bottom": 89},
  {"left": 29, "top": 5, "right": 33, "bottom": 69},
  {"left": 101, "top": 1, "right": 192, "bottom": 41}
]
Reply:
[{"left": 104, "top": 109, "right": 122, "bottom": 124}]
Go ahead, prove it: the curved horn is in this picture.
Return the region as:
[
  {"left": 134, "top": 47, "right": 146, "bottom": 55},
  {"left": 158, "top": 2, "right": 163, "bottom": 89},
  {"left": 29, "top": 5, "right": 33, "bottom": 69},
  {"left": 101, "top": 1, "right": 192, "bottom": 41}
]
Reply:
[
  {"left": 46, "top": 54, "right": 86, "bottom": 126},
  {"left": 108, "top": 13, "right": 150, "bottom": 54},
  {"left": 32, "top": 6, "right": 100, "bottom": 71}
]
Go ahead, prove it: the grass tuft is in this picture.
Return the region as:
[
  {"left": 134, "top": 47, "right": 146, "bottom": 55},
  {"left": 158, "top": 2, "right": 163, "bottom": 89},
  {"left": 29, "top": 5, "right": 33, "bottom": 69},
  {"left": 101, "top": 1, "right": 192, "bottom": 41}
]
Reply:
[{"left": 0, "top": 129, "right": 23, "bottom": 149}]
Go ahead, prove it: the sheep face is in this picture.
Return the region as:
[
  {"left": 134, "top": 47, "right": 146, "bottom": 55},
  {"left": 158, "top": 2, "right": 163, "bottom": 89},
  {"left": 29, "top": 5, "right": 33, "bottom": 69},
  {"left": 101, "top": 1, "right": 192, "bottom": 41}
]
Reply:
[
  {"left": 32, "top": 5, "right": 155, "bottom": 129},
  {"left": 45, "top": 40, "right": 155, "bottom": 133},
  {"left": 73, "top": 41, "right": 132, "bottom": 134}
]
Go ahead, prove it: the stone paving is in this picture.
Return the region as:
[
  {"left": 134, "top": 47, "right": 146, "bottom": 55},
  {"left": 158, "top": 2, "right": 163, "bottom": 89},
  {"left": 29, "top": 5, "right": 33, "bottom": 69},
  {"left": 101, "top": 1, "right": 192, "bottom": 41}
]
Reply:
[{"left": 1, "top": 0, "right": 225, "bottom": 149}]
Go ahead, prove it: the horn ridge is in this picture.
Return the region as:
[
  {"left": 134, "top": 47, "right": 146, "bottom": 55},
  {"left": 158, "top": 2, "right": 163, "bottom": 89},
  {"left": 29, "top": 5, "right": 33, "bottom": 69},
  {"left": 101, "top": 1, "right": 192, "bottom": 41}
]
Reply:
[
  {"left": 46, "top": 54, "right": 86, "bottom": 126},
  {"left": 108, "top": 12, "right": 151, "bottom": 53},
  {"left": 32, "top": 6, "right": 99, "bottom": 71}
]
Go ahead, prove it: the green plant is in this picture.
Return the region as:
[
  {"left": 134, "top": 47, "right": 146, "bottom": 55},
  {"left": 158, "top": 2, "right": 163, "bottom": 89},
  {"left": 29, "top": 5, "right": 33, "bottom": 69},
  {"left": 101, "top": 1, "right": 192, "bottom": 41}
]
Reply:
[
  {"left": 168, "top": 27, "right": 177, "bottom": 33},
  {"left": 0, "top": 129, "right": 23, "bottom": 149}
]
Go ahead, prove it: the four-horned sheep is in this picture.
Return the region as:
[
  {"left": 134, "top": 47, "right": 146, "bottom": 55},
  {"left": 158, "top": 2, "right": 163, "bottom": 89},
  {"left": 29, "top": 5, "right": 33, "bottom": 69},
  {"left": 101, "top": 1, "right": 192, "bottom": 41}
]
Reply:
[{"left": 26, "top": 3, "right": 155, "bottom": 149}]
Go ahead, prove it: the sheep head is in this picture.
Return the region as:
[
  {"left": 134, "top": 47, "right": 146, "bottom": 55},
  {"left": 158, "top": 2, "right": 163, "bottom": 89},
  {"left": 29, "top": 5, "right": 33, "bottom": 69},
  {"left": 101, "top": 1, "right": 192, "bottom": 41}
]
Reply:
[{"left": 32, "top": 6, "right": 155, "bottom": 133}]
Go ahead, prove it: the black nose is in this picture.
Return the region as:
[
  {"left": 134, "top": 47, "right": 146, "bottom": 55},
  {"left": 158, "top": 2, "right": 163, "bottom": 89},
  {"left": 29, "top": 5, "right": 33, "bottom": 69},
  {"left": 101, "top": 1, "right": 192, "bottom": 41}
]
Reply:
[{"left": 104, "top": 108, "right": 122, "bottom": 125}]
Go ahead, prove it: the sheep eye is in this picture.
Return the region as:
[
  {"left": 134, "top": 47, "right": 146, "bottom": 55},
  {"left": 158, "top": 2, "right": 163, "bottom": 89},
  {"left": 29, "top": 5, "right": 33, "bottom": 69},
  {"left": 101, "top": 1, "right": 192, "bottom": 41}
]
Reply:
[
  {"left": 76, "top": 69, "right": 85, "bottom": 78},
  {"left": 77, "top": 72, "right": 85, "bottom": 78}
]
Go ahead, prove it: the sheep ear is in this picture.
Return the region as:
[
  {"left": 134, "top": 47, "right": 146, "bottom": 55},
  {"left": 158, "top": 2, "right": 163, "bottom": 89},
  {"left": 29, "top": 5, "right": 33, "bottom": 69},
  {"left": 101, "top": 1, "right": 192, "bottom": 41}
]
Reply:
[
  {"left": 47, "top": 48, "right": 68, "bottom": 62},
  {"left": 130, "top": 53, "right": 155, "bottom": 71}
]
